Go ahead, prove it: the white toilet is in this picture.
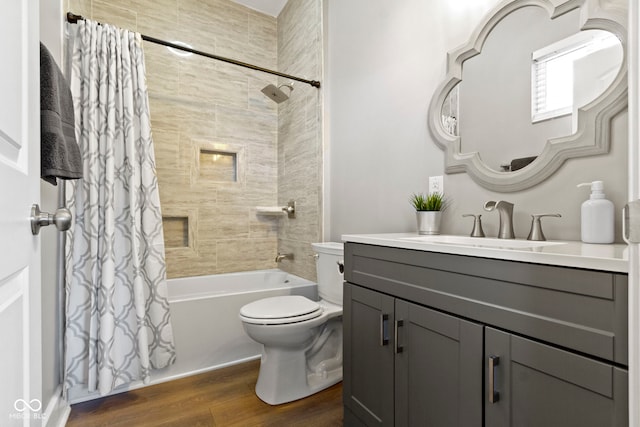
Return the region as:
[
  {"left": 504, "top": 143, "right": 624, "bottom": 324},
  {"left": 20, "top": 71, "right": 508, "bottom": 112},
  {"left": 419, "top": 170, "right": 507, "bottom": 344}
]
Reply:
[{"left": 239, "top": 242, "right": 344, "bottom": 405}]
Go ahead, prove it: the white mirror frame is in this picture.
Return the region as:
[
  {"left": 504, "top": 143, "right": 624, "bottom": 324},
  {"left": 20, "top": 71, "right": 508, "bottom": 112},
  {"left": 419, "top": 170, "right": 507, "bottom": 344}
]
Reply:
[{"left": 428, "top": 0, "right": 628, "bottom": 192}]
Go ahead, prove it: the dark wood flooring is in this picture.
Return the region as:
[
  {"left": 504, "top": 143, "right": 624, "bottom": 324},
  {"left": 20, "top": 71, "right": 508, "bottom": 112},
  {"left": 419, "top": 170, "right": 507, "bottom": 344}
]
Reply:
[{"left": 66, "top": 359, "right": 343, "bottom": 426}]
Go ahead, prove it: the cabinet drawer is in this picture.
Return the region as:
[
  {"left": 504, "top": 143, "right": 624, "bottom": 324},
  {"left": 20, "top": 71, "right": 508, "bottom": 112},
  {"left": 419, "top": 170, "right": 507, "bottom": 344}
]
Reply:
[{"left": 345, "top": 243, "right": 628, "bottom": 364}]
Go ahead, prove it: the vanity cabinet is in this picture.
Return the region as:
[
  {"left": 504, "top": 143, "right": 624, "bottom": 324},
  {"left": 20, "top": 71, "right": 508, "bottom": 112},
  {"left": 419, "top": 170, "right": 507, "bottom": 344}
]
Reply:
[
  {"left": 343, "top": 284, "right": 482, "bottom": 426},
  {"left": 343, "top": 242, "right": 628, "bottom": 427}
]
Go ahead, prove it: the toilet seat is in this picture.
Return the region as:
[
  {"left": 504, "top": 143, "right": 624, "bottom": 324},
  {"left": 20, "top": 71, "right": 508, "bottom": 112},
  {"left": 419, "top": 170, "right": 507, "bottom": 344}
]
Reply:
[{"left": 240, "top": 295, "right": 322, "bottom": 325}]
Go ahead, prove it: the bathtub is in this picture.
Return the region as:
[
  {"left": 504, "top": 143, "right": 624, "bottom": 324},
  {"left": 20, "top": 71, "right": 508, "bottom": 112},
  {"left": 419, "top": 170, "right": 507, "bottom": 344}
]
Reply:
[
  {"left": 153, "top": 269, "right": 318, "bottom": 383},
  {"left": 66, "top": 269, "right": 316, "bottom": 403}
]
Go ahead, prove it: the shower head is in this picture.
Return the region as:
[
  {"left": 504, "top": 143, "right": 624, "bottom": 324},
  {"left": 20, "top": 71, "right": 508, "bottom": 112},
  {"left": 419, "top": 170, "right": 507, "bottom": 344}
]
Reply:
[{"left": 261, "top": 83, "right": 294, "bottom": 103}]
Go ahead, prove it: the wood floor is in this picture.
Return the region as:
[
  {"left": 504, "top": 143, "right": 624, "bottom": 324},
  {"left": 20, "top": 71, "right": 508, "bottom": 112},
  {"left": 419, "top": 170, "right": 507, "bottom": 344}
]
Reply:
[{"left": 66, "top": 360, "right": 343, "bottom": 426}]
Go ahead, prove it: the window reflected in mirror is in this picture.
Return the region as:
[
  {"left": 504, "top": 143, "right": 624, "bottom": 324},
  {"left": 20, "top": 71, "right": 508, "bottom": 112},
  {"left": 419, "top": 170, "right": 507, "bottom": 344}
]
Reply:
[{"left": 531, "top": 30, "right": 622, "bottom": 130}]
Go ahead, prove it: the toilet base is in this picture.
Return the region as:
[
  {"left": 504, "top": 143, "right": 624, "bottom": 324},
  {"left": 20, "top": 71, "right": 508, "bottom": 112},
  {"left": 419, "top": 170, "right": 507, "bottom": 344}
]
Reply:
[
  {"left": 241, "top": 303, "right": 344, "bottom": 405},
  {"left": 254, "top": 318, "right": 343, "bottom": 405},
  {"left": 255, "top": 346, "right": 342, "bottom": 405}
]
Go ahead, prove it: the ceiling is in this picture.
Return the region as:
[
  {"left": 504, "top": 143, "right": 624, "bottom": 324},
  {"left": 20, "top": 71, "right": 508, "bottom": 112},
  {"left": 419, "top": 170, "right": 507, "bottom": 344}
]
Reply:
[{"left": 231, "top": 0, "right": 289, "bottom": 17}]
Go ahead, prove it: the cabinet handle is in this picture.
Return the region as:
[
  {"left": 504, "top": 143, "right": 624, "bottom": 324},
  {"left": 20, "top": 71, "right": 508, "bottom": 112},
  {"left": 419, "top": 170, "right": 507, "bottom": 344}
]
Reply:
[
  {"left": 488, "top": 355, "right": 500, "bottom": 404},
  {"left": 394, "top": 320, "right": 404, "bottom": 353},
  {"left": 380, "top": 314, "right": 389, "bottom": 346}
]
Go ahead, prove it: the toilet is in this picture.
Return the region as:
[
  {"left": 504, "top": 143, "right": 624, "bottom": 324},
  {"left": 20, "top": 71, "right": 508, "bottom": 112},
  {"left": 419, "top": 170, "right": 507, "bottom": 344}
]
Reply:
[{"left": 239, "top": 242, "right": 344, "bottom": 405}]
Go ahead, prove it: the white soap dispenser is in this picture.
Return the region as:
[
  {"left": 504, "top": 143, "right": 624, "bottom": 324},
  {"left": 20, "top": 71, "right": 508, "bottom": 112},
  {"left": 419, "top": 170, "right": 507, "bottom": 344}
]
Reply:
[{"left": 576, "top": 181, "right": 614, "bottom": 244}]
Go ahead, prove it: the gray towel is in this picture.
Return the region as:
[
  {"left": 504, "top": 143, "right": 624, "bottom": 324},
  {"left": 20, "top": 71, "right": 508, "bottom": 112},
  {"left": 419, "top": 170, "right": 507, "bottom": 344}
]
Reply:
[{"left": 40, "top": 43, "right": 82, "bottom": 185}]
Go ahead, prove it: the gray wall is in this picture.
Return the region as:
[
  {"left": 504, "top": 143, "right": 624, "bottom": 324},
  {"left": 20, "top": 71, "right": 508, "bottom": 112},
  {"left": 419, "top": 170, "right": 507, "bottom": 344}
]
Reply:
[{"left": 326, "top": 0, "right": 628, "bottom": 243}]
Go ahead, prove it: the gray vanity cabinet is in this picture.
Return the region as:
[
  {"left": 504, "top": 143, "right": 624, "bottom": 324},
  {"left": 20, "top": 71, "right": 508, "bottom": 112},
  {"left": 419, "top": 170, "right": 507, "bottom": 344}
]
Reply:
[
  {"left": 394, "top": 298, "right": 483, "bottom": 427},
  {"left": 343, "top": 283, "right": 395, "bottom": 426},
  {"left": 343, "top": 242, "right": 628, "bottom": 427},
  {"left": 344, "top": 283, "right": 483, "bottom": 427},
  {"left": 485, "top": 327, "right": 628, "bottom": 427}
]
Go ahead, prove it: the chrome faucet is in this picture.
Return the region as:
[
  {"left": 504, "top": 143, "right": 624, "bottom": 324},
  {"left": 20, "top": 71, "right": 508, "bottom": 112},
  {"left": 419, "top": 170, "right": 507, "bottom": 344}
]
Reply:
[
  {"left": 275, "top": 253, "right": 294, "bottom": 263},
  {"left": 483, "top": 200, "right": 515, "bottom": 239}
]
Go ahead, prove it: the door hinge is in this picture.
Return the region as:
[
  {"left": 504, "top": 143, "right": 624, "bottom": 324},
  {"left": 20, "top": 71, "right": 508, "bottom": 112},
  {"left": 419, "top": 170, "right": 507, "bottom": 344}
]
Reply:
[{"left": 623, "top": 200, "right": 640, "bottom": 244}]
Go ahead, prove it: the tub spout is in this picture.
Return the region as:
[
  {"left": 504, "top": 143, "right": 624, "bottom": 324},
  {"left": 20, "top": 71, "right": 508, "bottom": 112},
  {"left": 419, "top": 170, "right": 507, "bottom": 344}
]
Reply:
[
  {"left": 483, "top": 200, "right": 515, "bottom": 239},
  {"left": 275, "top": 253, "right": 294, "bottom": 263}
]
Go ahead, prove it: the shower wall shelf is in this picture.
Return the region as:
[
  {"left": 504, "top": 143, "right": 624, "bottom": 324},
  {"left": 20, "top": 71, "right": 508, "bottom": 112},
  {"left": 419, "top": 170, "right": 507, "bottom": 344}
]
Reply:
[{"left": 256, "top": 200, "right": 296, "bottom": 218}]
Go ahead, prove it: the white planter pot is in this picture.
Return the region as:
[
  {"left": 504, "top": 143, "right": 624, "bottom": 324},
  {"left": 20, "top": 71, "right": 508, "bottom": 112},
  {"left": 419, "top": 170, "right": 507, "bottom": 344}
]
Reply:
[{"left": 416, "top": 211, "right": 442, "bottom": 235}]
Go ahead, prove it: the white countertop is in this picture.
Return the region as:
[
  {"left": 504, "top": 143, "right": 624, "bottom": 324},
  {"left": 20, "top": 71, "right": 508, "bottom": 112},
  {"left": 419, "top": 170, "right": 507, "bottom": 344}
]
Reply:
[{"left": 341, "top": 233, "right": 629, "bottom": 273}]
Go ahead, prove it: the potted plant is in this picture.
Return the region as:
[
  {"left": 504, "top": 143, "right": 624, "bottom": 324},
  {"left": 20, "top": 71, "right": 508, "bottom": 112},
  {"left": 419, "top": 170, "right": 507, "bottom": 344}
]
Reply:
[{"left": 410, "top": 192, "right": 446, "bottom": 235}]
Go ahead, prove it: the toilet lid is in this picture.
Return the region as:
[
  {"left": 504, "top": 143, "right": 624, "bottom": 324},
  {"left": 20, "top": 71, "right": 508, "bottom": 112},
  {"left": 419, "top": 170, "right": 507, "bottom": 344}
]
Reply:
[{"left": 240, "top": 296, "right": 320, "bottom": 321}]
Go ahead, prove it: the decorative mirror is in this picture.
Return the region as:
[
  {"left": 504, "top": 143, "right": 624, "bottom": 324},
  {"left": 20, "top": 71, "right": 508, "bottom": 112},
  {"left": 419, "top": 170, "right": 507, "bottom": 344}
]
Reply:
[{"left": 428, "top": 0, "right": 627, "bottom": 192}]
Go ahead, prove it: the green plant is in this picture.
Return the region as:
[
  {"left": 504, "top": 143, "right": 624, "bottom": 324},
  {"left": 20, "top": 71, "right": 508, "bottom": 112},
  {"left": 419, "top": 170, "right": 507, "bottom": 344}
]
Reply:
[{"left": 410, "top": 192, "right": 446, "bottom": 211}]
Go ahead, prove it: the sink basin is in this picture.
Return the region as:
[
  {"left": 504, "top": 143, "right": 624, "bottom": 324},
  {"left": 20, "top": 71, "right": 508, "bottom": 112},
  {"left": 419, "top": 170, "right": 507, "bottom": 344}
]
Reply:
[{"left": 401, "top": 235, "right": 566, "bottom": 249}]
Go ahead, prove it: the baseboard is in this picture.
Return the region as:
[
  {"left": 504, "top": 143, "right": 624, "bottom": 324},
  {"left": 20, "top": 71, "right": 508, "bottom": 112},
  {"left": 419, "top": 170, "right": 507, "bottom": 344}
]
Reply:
[{"left": 42, "top": 385, "right": 71, "bottom": 427}]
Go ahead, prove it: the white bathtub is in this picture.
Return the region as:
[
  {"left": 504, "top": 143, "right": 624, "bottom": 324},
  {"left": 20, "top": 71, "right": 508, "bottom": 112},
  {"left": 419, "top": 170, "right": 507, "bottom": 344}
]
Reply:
[
  {"left": 154, "top": 269, "right": 318, "bottom": 383},
  {"left": 67, "top": 269, "right": 316, "bottom": 403}
]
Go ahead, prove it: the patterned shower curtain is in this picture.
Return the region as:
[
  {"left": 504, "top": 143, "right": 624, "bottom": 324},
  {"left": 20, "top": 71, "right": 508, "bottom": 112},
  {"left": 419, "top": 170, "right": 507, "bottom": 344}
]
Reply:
[{"left": 64, "top": 19, "right": 176, "bottom": 396}]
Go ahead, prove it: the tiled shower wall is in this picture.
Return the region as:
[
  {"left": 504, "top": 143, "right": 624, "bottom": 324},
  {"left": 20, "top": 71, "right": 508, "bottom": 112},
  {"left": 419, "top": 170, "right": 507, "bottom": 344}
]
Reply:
[
  {"left": 276, "top": 0, "right": 323, "bottom": 281},
  {"left": 64, "top": 0, "right": 322, "bottom": 280}
]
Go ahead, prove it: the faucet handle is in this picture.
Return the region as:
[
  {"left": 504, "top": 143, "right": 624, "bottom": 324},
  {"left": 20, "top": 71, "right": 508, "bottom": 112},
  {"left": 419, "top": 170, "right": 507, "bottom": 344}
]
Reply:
[
  {"left": 527, "top": 213, "right": 561, "bottom": 241},
  {"left": 462, "top": 214, "right": 485, "bottom": 237}
]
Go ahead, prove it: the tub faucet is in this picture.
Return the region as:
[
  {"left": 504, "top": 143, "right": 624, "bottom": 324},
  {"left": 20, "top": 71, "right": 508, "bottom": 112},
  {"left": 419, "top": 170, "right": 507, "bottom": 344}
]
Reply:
[
  {"left": 483, "top": 200, "right": 515, "bottom": 239},
  {"left": 275, "top": 253, "right": 294, "bottom": 263}
]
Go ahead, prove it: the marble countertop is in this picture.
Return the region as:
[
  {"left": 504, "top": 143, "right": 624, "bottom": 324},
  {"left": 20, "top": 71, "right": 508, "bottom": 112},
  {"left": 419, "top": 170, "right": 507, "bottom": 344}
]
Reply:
[{"left": 341, "top": 233, "right": 629, "bottom": 273}]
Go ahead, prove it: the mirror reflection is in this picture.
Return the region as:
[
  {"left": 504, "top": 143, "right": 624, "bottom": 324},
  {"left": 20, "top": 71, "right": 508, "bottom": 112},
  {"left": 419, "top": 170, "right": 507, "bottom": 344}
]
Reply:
[
  {"left": 532, "top": 30, "right": 622, "bottom": 130},
  {"left": 440, "top": 6, "right": 623, "bottom": 173},
  {"left": 441, "top": 85, "right": 459, "bottom": 137}
]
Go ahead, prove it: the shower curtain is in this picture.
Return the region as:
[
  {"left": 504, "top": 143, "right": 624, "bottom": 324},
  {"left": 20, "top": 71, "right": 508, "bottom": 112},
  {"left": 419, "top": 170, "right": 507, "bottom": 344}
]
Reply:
[{"left": 64, "top": 19, "right": 176, "bottom": 396}]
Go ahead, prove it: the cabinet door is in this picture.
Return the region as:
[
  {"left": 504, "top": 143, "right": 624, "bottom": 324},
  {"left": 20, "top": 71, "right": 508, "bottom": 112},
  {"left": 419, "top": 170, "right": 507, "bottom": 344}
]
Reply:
[
  {"left": 394, "top": 301, "right": 483, "bottom": 427},
  {"left": 344, "top": 283, "right": 395, "bottom": 426},
  {"left": 485, "top": 327, "right": 628, "bottom": 427}
]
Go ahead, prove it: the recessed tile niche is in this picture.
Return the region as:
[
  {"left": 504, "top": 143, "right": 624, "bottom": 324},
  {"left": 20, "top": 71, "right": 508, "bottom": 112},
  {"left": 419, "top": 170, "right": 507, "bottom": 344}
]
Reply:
[
  {"left": 199, "top": 149, "right": 237, "bottom": 182},
  {"left": 162, "top": 216, "right": 189, "bottom": 248}
]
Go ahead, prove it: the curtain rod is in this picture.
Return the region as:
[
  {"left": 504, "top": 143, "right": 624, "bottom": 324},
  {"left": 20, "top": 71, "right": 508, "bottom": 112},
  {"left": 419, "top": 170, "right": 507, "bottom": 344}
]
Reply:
[{"left": 66, "top": 12, "right": 321, "bottom": 89}]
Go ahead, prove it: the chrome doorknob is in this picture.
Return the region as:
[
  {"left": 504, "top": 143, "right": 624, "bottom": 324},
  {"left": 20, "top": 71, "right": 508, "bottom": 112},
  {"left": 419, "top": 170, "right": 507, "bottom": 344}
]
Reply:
[{"left": 30, "top": 204, "right": 72, "bottom": 235}]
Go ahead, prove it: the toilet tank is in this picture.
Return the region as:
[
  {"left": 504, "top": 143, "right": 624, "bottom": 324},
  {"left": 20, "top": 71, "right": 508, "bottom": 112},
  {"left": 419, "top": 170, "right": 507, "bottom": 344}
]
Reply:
[{"left": 312, "top": 242, "right": 344, "bottom": 305}]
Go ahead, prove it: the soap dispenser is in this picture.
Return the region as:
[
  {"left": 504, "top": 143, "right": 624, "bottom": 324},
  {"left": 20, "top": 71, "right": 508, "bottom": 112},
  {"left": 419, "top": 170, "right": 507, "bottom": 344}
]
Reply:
[{"left": 577, "top": 180, "right": 614, "bottom": 244}]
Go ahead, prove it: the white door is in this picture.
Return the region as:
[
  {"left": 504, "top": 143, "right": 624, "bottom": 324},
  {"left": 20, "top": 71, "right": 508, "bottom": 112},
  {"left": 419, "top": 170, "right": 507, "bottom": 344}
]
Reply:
[{"left": 0, "top": 1, "right": 42, "bottom": 426}]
